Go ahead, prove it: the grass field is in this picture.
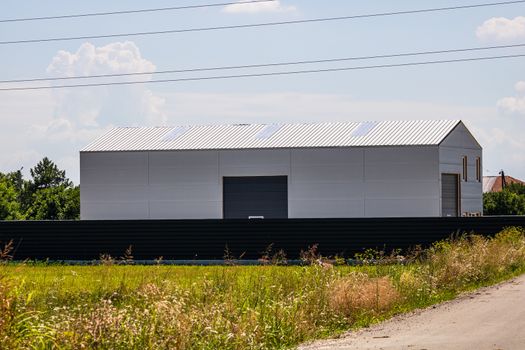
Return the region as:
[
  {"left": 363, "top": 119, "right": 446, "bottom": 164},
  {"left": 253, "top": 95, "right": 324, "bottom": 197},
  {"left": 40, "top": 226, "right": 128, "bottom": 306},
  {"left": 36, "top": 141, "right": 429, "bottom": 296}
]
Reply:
[{"left": 1, "top": 227, "right": 525, "bottom": 349}]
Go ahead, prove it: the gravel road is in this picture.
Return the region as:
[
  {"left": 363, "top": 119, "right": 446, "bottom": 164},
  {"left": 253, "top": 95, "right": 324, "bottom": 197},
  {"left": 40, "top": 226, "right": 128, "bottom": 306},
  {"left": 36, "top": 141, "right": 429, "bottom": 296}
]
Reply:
[{"left": 299, "top": 274, "right": 525, "bottom": 350}]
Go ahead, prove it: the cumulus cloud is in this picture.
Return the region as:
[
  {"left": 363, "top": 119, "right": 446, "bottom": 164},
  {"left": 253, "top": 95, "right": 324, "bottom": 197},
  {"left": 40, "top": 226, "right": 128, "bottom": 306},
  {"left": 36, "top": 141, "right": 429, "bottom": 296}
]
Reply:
[
  {"left": 46, "top": 41, "right": 167, "bottom": 129},
  {"left": 47, "top": 41, "right": 156, "bottom": 79},
  {"left": 223, "top": 0, "right": 296, "bottom": 14},
  {"left": 0, "top": 41, "right": 168, "bottom": 183},
  {"left": 476, "top": 16, "right": 525, "bottom": 41},
  {"left": 497, "top": 81, "right": 525, "bottom": 115}
]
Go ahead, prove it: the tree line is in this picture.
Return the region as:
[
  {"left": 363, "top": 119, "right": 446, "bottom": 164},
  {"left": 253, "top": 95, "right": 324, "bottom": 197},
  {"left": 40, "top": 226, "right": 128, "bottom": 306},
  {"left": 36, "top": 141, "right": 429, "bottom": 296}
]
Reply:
[{"left": 0, "top": 157, "right": 79, "bottom": 220}]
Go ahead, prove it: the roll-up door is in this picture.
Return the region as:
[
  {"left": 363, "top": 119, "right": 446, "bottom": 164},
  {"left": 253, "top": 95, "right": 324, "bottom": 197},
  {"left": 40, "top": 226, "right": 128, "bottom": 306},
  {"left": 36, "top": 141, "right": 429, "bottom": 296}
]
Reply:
[
  {"left": 223, "top": 176, "right": 288, "bottom": 219},
  {"left": 442, "top": 173, "right": 459, "bottom": 217}
]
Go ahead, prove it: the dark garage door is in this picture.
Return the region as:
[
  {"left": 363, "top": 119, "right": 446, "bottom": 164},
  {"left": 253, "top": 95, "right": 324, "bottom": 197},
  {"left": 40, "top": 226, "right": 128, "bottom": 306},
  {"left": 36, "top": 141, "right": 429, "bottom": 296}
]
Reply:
[
  {"left": 442, "top": 173, "right": 459, "bottom": 217},
  {"left": 223, "top": 176, "right": 288, "bottom": 219}
]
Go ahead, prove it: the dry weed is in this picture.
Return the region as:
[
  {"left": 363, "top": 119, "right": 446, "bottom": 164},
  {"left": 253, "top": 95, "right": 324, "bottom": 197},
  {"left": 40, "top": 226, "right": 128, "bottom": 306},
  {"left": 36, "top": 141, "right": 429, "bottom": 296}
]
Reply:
[
  {"left": 0, "top": 240, "right": 13, "bottom": 263},
  {"left": 99, "top": 253, "right": 115, "bottom": 266},
  {"left": 0, "top": 240, "right": 15, "bottom": 343},
  {"left": 0, "top": 275, "right": 13, "bottom": 338},
  {"left": 300, "top": 244, "right": 321, "bottom": 265},
  {"left": 259, "top": 244, "right": 288, "bottom": 265},
  {"left": 328, "top": 273, "right": 400, "bottom": 318}
]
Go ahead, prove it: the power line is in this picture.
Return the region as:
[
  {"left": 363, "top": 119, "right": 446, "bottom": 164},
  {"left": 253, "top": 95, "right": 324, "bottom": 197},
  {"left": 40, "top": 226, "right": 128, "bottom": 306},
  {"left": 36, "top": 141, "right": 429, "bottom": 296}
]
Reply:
[
  {"left": 2, "top": 53, "right": 523, "bottom": 91},
  {"left": 1, "top": 43, "right": 524, "bottom": 84},
  {"left": 0, "top": 0, "right": 276, "bottom": 23},
  {"left": 1, "top": 0, "right": 524, "bottom": 45}
]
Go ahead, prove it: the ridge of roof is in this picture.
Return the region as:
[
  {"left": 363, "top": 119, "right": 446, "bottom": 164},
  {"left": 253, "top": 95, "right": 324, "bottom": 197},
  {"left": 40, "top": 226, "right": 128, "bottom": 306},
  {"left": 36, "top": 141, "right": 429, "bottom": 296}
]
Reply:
[{"left": 108, "top": 119, "right": 460, "bottom": 129}]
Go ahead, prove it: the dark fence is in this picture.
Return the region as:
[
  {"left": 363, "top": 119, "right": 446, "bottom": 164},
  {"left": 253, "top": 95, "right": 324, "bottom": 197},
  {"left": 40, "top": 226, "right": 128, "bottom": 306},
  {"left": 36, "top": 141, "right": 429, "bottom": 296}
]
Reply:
[{"left": 0, "top": 217, "right": 524, "bottom": 261}]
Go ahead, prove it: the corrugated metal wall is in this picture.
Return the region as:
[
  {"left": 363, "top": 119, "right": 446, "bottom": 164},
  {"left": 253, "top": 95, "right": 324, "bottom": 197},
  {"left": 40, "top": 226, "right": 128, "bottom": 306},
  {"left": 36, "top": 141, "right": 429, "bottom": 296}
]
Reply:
[
  {"left": 1, "top": 217, "right": 524, "bottom": 261},
  {"left": 81, "top": 147, "right": 444, "bottom": 220}
]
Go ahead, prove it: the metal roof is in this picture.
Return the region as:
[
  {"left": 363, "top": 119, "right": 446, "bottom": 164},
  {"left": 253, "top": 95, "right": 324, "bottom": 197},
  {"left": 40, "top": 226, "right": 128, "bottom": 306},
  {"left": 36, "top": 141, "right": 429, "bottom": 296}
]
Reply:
[
  {"left": 483, "top": 175, "right": 525, "bottom": 193},
  {"left": 81, "top": 120, "right": 462, "bottom": 152}
]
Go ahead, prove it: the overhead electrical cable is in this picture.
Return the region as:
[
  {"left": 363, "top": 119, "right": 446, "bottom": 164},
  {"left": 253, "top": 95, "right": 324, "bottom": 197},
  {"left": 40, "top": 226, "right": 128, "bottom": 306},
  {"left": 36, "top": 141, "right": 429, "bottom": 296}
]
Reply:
[
  {"left": 1, "top": 0, "right": 524, "bottom": 45},
  {"left": 0, "top": 0, "right": 276, "bottom": 23},
  {"left": 1, "top": 53, "right": 523, "bottom": 91},
  {"left": 1, "top": 43, "right": 523, "bottom": 84}
]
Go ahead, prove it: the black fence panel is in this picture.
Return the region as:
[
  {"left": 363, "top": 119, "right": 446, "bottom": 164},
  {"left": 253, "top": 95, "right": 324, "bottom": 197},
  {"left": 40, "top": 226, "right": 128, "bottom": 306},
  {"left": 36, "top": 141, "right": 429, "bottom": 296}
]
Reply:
[{"left": 0, "top": 217, "right": 524, "bottom": 261}]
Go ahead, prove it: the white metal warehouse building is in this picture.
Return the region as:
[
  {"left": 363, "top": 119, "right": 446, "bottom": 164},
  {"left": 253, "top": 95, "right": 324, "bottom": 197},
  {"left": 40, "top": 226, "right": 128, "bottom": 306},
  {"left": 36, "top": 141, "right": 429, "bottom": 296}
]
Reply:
[{"left": 80, "top": 120, "right": 482, "bottom": 220}]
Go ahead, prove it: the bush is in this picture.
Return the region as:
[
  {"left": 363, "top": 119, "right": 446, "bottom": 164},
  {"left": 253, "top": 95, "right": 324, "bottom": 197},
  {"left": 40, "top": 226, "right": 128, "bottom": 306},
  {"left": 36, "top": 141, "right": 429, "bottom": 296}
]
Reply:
[{"left": 484, "top": 183, "right": 525, "bottom": 215}]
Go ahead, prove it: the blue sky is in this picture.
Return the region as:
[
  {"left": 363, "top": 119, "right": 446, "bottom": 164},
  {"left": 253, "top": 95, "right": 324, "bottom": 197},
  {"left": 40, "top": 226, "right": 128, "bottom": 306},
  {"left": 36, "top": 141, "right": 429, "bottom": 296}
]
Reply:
[{"left": 1, "top": 0, "right": 524, "bottom": 183}]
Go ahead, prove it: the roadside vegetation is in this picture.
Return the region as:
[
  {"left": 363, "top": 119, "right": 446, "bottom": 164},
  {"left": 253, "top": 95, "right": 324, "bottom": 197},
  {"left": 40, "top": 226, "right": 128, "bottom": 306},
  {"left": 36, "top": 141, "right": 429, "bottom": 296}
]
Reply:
[{"left": 1, "top": 227, "right": 525, "bottom": 349}]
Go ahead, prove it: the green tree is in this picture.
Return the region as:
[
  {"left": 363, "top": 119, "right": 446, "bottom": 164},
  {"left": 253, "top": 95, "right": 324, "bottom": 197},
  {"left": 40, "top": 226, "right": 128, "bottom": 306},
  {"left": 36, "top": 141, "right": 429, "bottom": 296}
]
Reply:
[
  {"left": 3, "top": 169, "right": 32, "bottom": 213},
  {"left": 60, "top": 186, "right": 80, "bottom": 220},
  {"left": 483, "top": 190, "right": 525, "bottom": 215},
  {"left": 0, "top": 159, "right": 80, "bottom": 220},
  {"left": 507, "top": 183, "right": 525, "bottom": 196},
  {"left": 4, "top": 169, "right": 24, "bottom": 194},
  {"left": 25, "top": 186, "right": 79, "bottom": 220},
  {"left": 30, "top": 157, "right": 72, "bottom": 190},
  {"left": 24, "top": 158, "right": 78, "bottom": 220},
  {"left": 0, "top": 176, "right": 23, "bottom": 220}
]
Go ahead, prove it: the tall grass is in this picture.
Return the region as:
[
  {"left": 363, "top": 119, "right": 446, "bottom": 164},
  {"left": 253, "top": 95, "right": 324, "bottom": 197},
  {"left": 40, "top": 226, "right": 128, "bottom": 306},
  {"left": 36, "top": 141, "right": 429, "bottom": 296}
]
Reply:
[{"left": 0, "top": 227, "right": 524, "bottom": 349}]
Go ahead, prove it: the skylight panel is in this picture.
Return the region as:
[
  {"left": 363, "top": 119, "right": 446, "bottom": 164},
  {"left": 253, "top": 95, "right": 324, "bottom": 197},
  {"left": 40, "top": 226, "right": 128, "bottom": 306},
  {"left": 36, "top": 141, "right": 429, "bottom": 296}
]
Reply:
[
  {"left": 162, "top": 126, "right": 190, "bottom": 141},
  {"left": 351, "top": 121, "right": 378, "bottom": 137},
  {"left": 255, "top": 124, "right": 282, "bottom": 140}
]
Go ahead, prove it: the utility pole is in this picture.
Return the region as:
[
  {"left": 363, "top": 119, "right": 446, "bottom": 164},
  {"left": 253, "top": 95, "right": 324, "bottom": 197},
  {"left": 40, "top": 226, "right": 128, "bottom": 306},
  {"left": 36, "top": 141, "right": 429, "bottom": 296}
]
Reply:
[{"left": 499, "top": 170, "right": 506, "bottom": 190}]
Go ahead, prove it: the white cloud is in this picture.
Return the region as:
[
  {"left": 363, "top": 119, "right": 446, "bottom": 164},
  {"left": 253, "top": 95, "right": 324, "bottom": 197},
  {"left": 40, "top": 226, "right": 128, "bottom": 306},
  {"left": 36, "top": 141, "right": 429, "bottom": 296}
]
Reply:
[
  {"left": 223, "top": 0, "right": 296, "bottom": 14},
  {"left": 476, "top": 16, "right": 525, "bottom": 41},
  {"left": 140, "top": 90, "right": 168, "bottom": 125},
  {"left": 47, "top": 41, "right": 155, "bottom": 79},
  {"left": 46, "top": 41, "right": 166, "bottom": 128},
  {"left": 515, "top": 81, "right": 525, "bottom": 94},
  {"left": 498, "top": 96, "right": 525, "bottom": 114},
  {"left": 497, "top": 81, "right": 525, "bottom": 114},
  {"left": 0, "top": 41, "right": 167, "bottom": 184}
]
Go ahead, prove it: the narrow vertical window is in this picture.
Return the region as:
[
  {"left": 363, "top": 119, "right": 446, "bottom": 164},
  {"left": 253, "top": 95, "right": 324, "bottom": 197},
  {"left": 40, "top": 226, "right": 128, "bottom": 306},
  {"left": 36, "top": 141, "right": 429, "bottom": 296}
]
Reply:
[
  {"left": 462, "top": 156, "right": 468, "bottom": 182},
  {"left": 476, "top": 157, "right": 481, "bottom": 182}
]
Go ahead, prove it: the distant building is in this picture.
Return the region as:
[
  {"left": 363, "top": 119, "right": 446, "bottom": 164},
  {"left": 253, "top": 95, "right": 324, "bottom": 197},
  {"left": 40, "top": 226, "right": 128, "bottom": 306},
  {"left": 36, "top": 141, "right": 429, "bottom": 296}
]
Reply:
[
  {"left": 80, "top": 120, "right": 482, "bottom": 219},
  {"left": 483, "top": 175, "right": 525, "bottom": 193}
]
